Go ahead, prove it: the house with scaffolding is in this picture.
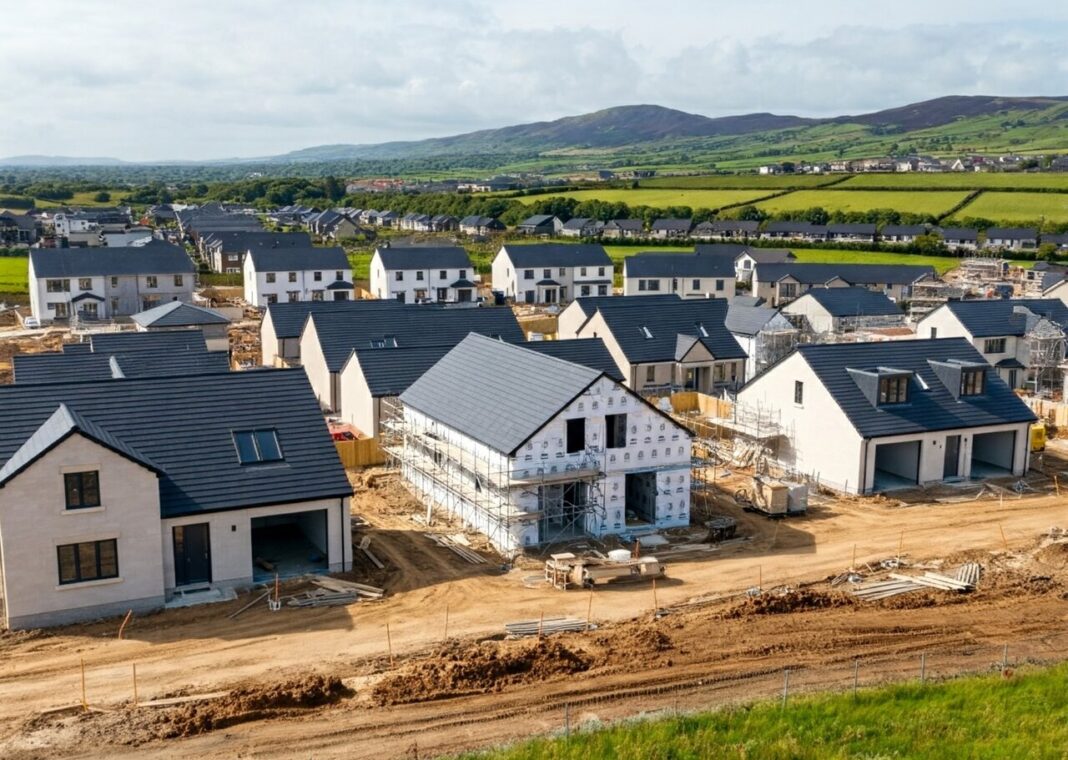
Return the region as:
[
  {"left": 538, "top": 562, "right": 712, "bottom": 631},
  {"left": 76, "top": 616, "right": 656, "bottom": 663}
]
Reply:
[
  {"left": 384, "top": 334, "right": 693, "bottom": 553},
  {"left": 916, "top": 299, "right": 1068, "bottom": 393},
  {"left": 725, "top": 304, "right": 798, "bottom": 381},
  {"left": 781, "top": 287, "right": 905, "bottom": 337}
]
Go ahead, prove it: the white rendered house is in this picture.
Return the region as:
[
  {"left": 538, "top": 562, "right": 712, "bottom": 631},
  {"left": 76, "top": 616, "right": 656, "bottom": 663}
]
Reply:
[{"left": 243, "top": 246, "right": 352, "bottom": 307}]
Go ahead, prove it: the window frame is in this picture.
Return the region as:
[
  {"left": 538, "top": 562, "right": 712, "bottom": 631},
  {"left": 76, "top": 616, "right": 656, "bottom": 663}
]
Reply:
[
  {"left": 232, "top": 429, "right": 285, "bottom": 465},
  {"left": 877, "top": 375, "right": 910, "bottom": 405},
  {"left": 565, "top": 418, "right": 586, "bottom": 454},
  {"left": 145, "top": 275, "right": 158, "bottom": 289},
  {"left": 984, "top": 337, "right": 1006, "bottom": 354},
  {"left": 57, "top": 539, "right": 118, "bottom": 585},
  {"left": 961, "top": 369, "right": 985, "bottom": 396},
  {"left": 794, "top": 380, "right": 804, "bottom": 405},
  {"left": 605, "top": 413, "right": 627, "bottom": 449},
  {"left": 64, "top": 470, "right": 101, "bottom": 510}
]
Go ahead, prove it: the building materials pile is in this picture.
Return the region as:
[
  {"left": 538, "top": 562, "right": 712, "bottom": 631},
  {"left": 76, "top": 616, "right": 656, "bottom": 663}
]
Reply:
[
  {"left": 544, "top": 552, "right": 664, "bottom": 590},
  {"left": 504, "top": 616, "right": 592, "bottom": 636},
  {"left": 285, "top": 576, "right": 384, "bottom": 608},
  {"left": 851, "top": 562, "right": 982, "bottom": 601},
  {"left": 427, "top": 533, "right": 487, "bottom": 564}
]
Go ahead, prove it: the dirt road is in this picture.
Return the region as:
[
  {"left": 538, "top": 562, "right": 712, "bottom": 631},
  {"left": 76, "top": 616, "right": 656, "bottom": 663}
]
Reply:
[{"left": 2, "top": 466, "right": 1068, "bottom": 758}]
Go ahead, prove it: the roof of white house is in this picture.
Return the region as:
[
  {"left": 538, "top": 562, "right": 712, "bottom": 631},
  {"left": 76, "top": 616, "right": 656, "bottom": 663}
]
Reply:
[
  {"left": 29, "top": 241, "right": 194, "bottom": 277},
  {"left": 374, "top": 245, "right": 472, "bottom": 270},
  {"left": 246, "top": 246, "right": 349, "bottom": 272}
]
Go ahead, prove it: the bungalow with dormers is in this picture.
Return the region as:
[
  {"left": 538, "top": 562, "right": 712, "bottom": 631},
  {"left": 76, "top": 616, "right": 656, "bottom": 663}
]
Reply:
[
  {"left": 0, "top": 370, "right": 353, "bottom": 629},
  {"left": 736, "top": 339, "right": 1035, "bottom": 494}
]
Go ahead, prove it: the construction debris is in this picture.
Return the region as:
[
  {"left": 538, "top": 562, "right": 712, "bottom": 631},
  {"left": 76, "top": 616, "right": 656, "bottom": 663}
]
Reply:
[
  {"left": 427, "top": 533, "right": 487, "bottom": 565},
  {"left": 504, "top": 616, "right": 593, "bottom": 636},
  {"left": 852, "top": 562, "right": 982, "bottom": 601},
  {"left": 705, "top": 515, "right": 738, "bottom": 543},
  {"left": 357, "top": 536, "right": 385, "bottom": 569},
  {"left": 543, "top": 552, "right": 664, "bottom": 590},
  {"left": 284, "top": 577, "right": 385, "bottom": 608}
]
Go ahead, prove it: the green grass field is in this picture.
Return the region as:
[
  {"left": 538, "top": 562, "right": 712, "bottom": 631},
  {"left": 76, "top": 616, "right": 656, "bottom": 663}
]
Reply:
[
  {"left": 0, "top": 256, "right": 28, "bottom": 293},
  {"left": 516, "top": 188, "right": 774, "bottom": 210},
  {"left": 5, "top": 190, "right": 132, "bottom": 209},
  {"left": 953, "top": 191, "right": 1068, "bottom": 224},
  {"left": 840, "top": 173, "right": 1068, "bottom": 190},
  {"left": 462, "top": 663, "right": 1068, "bottom": 760},
  {"left": 755, "top": 189, "right": 970, "bottom": 216},
  {"left": 639, "top": 175, "right": 842, "bottom": 190}
]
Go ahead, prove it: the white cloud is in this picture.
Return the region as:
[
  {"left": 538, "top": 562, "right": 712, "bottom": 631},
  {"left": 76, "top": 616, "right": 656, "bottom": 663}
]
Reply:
[{"left": 0, "top": 0, "right": 1064, "bottom": 159}]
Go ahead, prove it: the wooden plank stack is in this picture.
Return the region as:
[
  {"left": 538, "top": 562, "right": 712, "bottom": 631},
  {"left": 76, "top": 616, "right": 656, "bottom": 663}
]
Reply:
[
  {"left": 504, "top": 616, "right": 593, "bottom": 636},
  {"left": 427, "top": 533, "right": 487, "bottom": 564}
]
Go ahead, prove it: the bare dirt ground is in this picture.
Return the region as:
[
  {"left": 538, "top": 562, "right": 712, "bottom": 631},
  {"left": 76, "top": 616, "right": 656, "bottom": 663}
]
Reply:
[
  {"left": 2, "top": 458, "right": 1068, "bottom": 759},
  {"left": 0, "top": 328, "right": 67, "bottom": 383}
]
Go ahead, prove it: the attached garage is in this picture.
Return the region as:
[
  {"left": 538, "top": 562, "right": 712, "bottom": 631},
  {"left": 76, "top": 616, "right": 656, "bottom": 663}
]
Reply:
[
  {"left": 873, "top": 440, "right": 921, "bottom": 491},
  {"left": 251, "top": 509, "right": 330, "bottom": 582},
  {"left": 971, "top": 430, "right": 1017, "bottom": 478}
]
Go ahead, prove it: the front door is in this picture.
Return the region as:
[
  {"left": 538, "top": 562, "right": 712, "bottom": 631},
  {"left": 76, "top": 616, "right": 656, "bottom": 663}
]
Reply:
[
  {"left": 437, "top": 287, "right": 449, "bottom": 302},
  {"left": 944, "top": 435, "right": 961, "bottom": 478},
  {"left": 333, "top": 291, "right": 349, "bottom": 301},
  {"left": 173, "top": 523, "right": 212, "bottom": 586}
]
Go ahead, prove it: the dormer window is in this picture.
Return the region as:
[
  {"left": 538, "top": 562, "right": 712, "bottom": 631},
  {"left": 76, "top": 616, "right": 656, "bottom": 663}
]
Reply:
[
  {"left": 232, "top": 429, "right": 284, "bottom": 465},
  {"left": 878, "top": 375, "right": 909, "bottom": 404},
  {"left": 961, "top": 369, "right": 985, "bottom": 396}
]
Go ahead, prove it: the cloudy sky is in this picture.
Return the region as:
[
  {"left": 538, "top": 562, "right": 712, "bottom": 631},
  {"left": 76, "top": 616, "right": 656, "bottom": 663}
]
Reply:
[{"left": 2, "top": 0, "right": 1065, "bottom": 160}]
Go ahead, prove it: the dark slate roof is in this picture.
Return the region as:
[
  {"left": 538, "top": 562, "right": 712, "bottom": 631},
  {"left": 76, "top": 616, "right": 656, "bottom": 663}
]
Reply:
[
  {"left": 350, "top": 337, "right": 622, "bottom": 397},
  {"left": 265, "top": 299, "right": 407, "bottom": 340},
  {"left": 29, "top": 242, "right": 194, "bottom": 277},
  {"left": 519, "top": 215, "right": 557, "bottom": 227},
  {"left": 986, "top": 227, "right": 1039, "bottom": 240},
  {"left": 940, "top": 298, "right": 1068, "bottom": 338},
  {"left": 131, "top": 301, "right": 229, "bottom": 328},
  {"left": 764, "top": 221, "right": 826, "bottom": 234},
  {"left": 312, "top": 306, "right": 525, "bottom": 372},
  {"left": 693, "top": 243, "right": 750, "bottom": 259},
  {"left": 754, "top": 262, "right": 935, "bottom": 285},
  {"left": 501, "top": 244, "right": 612, "bottom": 268},
  {"left": 651, "top": 218, "right": 693, "bottom": 232},
  {"left": 0, "top": 403, "right": 161, "bottom": 485},
  {"left": 828, "top": 223, "right": 877, "bottom": 235},
  {"left": 459, "top": 215, "right": 503, "bottom": 228},
  {"left": 1044, "top": 233, "right": 1068, "bottom": 247},
  {"left": 625, "top": 252, "right": 735, "bottom": 278},
  {"left": 711, "top": 220, "right": 760, "bottom": 232},
  {"left": 561, "top": 217, "right": 592, "bottom": 230},
  {"left": 937, "top": 227, "right": 979, "bottom": 241},
  {"left": 796, "top": 338, "right": 1036, "bottom": 438},
  {"left": 725, "top": 305, "right": 785, "bottom": 336},
  {"left": 401, "top": 334, "right": 603, "bottom": 455},
  {"left": 90, "top": 330, "right": 208, "bottom": 354},
  {"left": 523, "top": 338, "right": 623, "bottom": 381},
  {"left": 789, "top": 287, "right": 903, "bottom": 317},
  {"left": 246, "top": 246, "right": 349, "bottom": 272},
  {"left": 0, "top": 371, "right": 352, "bottom": 517},
  {"left": 881, "top": 225, "right": 927, "bottom": 236},
  {"left": 738, "top": 248, "right": 796, "bottom": 264},
  {"left": 374, "top": 245, "right": 472, "bottom": 270},
  {"left": 592, "top": 297, "right": 747, "bottom": 362},
  {"left": 605, "top": 219, "right": 644, "bottom": 231},
  {"left": 201, "top": 231, "right": 311, "bottom": 251},
  {"left": 730, "top": 294, "right": 766, "bottom": 307}
]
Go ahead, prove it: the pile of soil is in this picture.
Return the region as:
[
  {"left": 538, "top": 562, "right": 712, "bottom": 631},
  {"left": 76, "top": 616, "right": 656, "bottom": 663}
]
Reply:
[
  {"left": 150, "top": 676, "right": 351, "bottom": 739},
  {"left": 723, "top": 588, "right": 856, "bottom": 619},
  {"left": 1034, "top": 542, "right": 1068, "bottom": 569},
  {"left": 597, "top": 624, "right": 674, "bottom": 656},
  {"left": 372, "top": 639, "right": 591, "bottom": 705}
]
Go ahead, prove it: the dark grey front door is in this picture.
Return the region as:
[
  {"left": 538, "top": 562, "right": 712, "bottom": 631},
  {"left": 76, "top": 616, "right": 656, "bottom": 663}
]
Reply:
[
  {"left": 173, "top": 523, "right": 211, "bottom": 586},
  {"left": 944, "top": 435, "right": 961, "bottom": 478}
]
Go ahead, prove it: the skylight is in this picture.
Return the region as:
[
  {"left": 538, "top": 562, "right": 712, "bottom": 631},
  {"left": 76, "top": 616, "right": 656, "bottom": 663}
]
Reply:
[
  {"left": 639, "top": 326, "right": 653, "bottom": 339},
  {"left": 232, "top": 429, "right": 284, "bottom": 465}
]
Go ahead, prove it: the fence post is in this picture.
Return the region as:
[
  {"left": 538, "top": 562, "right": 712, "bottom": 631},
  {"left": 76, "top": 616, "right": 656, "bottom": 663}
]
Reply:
[
  {"left": 1002, "top": 643, "right": 1009, "bottom": 671},
  {"left": 80, "top": 658, "right": 88, "bottom": 711},
  {"left": 781, "top": 669, "right": 790, "bottom": 709},
  {"left": 565, "top": 702, "right": 570, "bottom": 739},
  {"left": 920, "top": 653, "right": 926, "bottom": 684},
  {"left": 853, "top": 658, "right": 859, "bottom": 699}
]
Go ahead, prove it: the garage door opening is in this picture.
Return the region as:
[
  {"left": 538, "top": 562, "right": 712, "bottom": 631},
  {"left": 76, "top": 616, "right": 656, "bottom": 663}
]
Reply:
[
  {"left": 873, "top": 440, "right": 921, "bottom": 491},
  {"left": 251, "top": 510, "right": 328, "bottom": 582},
  {"left": 538, "top": 482, "right": 591, "bottom": 544},
  {"left": 971, "top": 431, "right": 1017, "bottom": 479},
  {"left": 625, "top": 471, "right": 658, "bottom": 525}
]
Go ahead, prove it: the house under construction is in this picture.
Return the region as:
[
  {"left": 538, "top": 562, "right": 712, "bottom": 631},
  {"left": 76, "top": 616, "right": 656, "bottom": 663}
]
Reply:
[{"left": 382, "top": 334, "right": 694, "bottom": 554}]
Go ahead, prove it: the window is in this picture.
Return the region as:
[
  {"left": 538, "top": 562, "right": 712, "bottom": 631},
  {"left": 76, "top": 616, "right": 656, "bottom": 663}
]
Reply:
[
  {"left": 606, "top": 413, "right": 627, "bottom": 449},
  {"left": 287, "top": 290, "right": 300, "bottom": 302},
  {"left": 78, "top": 277, "right": 92, "bottom": 290},
  {"left": 543, "top": 269, "right": 551, "bottom": 279},
  {"left": 715, "top": 279, "right": 724, "bottom": 291},
  {"left": 416, "top": 271, "right": 424, "bottom": 281},
  {"left": 878, "top": 375, "right": 909, "bottom": 405},
  {"left": 266, "top": 294, "right": 278, "bottom": 304},
  {"left": 566, "top": 418, "right": 586, "bottom": 453},
  {"left": 46, "top": 279, "right": 69, "bottom": 293},
  {"left": 57, "top": 539, "right": 118, "bottom": 585},
  {"left": 961, "top": 370, "right": 985, "bottom": 396},
  {"left": 646, "top": 365, "right": 656, "bottom": 382},
  {"left": 781, "top": 283, "right": 797, "bottom": 298},
  {"left": 314, "top": 271, "right": 322, "bottom": 281},
  {"left": 559, "top": 267, "right": 566, "bottom": 276},
  {"left": 639, "top": 279, "right": 661, "bottom": 291},
  {"left": 64, "top": 471, "right": 101, "bottom": 509},
  {"left": 439, "top": 270, "right": 447, "bottom": 280},
  {"left": 232, "top": 429, "right": 284, "bottom": 464},
  {"left": 794, "top": 381, "right": 804, "bottom": 405},
  {"left": 174, "top": 274, "right": 184, "bottom": 287},
  {"left": 110, "top": 276, "right": 119, "bottom": 287},
  {"left": 580, "top": 285, "right": 591, "bottom": 296},
  {"left": 598, "top": 285, "right": 608, "bottom": 295},
  {"left": 395, "top": 271, "right": 404, "bottom": 281},
  {"left": 51, "top": 302, "right": 69, "bottom": 317},
  {"left": 984, "top": 337, "right": 1006, "bottom": 354},
  {"left": 335, "top": 270, "right": 343, "bottom": 281},
  {"left": 459, "top": 269, "right": 467, "bottom": 279},
  {"left": 580, "top": 267, "right": 587, "bottom": 276},
  {"left": 524, "top": 269, "right": 534, "bottom": 280},
  {"left": 266, "top": 272, "right": 276, "bottom": 283},
  {"left": 146, "top": 276, "right": 158, "bottom": 288},
  {"left": 598, "top": 267, "right": 606, "bottom": 276},
  {"left": 929, "top": 327, "right": 938, "bottom": 339},
  {"left": 288, "top": 272, "right": 297, "bottom": 283},
  {"left": 692, "top": 279, "right": 701, "bottom": 290},
  {"left": 311, "top": 290, "right": 324, "bottom": 301}
]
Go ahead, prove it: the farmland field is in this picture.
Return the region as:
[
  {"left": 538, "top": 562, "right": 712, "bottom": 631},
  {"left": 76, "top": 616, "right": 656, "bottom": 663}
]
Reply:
[
  {"left": 463, "top": 663, "right": 1068, "bottom": 760},
  {"left": 840, "top": 172, "right": 1068, "bottom": 190},
  {"left": 515, "top": 188, "right": 773, "bottom": 209},
  {"left": 638, "top": 175, "right": 842, "bottom": 190},
  {"left": 755, "top": 189, "right": 970, "bottom": 216},
  {"left": 952, "top": 191, "right": 1068, "bottom": 224},
  {"left": 0, "top": 256, "right": 28, "bottom": 293}
]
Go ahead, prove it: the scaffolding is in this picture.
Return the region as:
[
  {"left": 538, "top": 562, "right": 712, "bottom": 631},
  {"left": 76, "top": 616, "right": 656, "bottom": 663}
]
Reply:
[
  {"left": 379, "top": 396, "right": 608, "bottom": 554},
  {"left": 1023, "top": 315, "right": 1066, "bottom": 397},
  {"left": 908, "top": 280, "right": 966, "bottom": 321}
]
